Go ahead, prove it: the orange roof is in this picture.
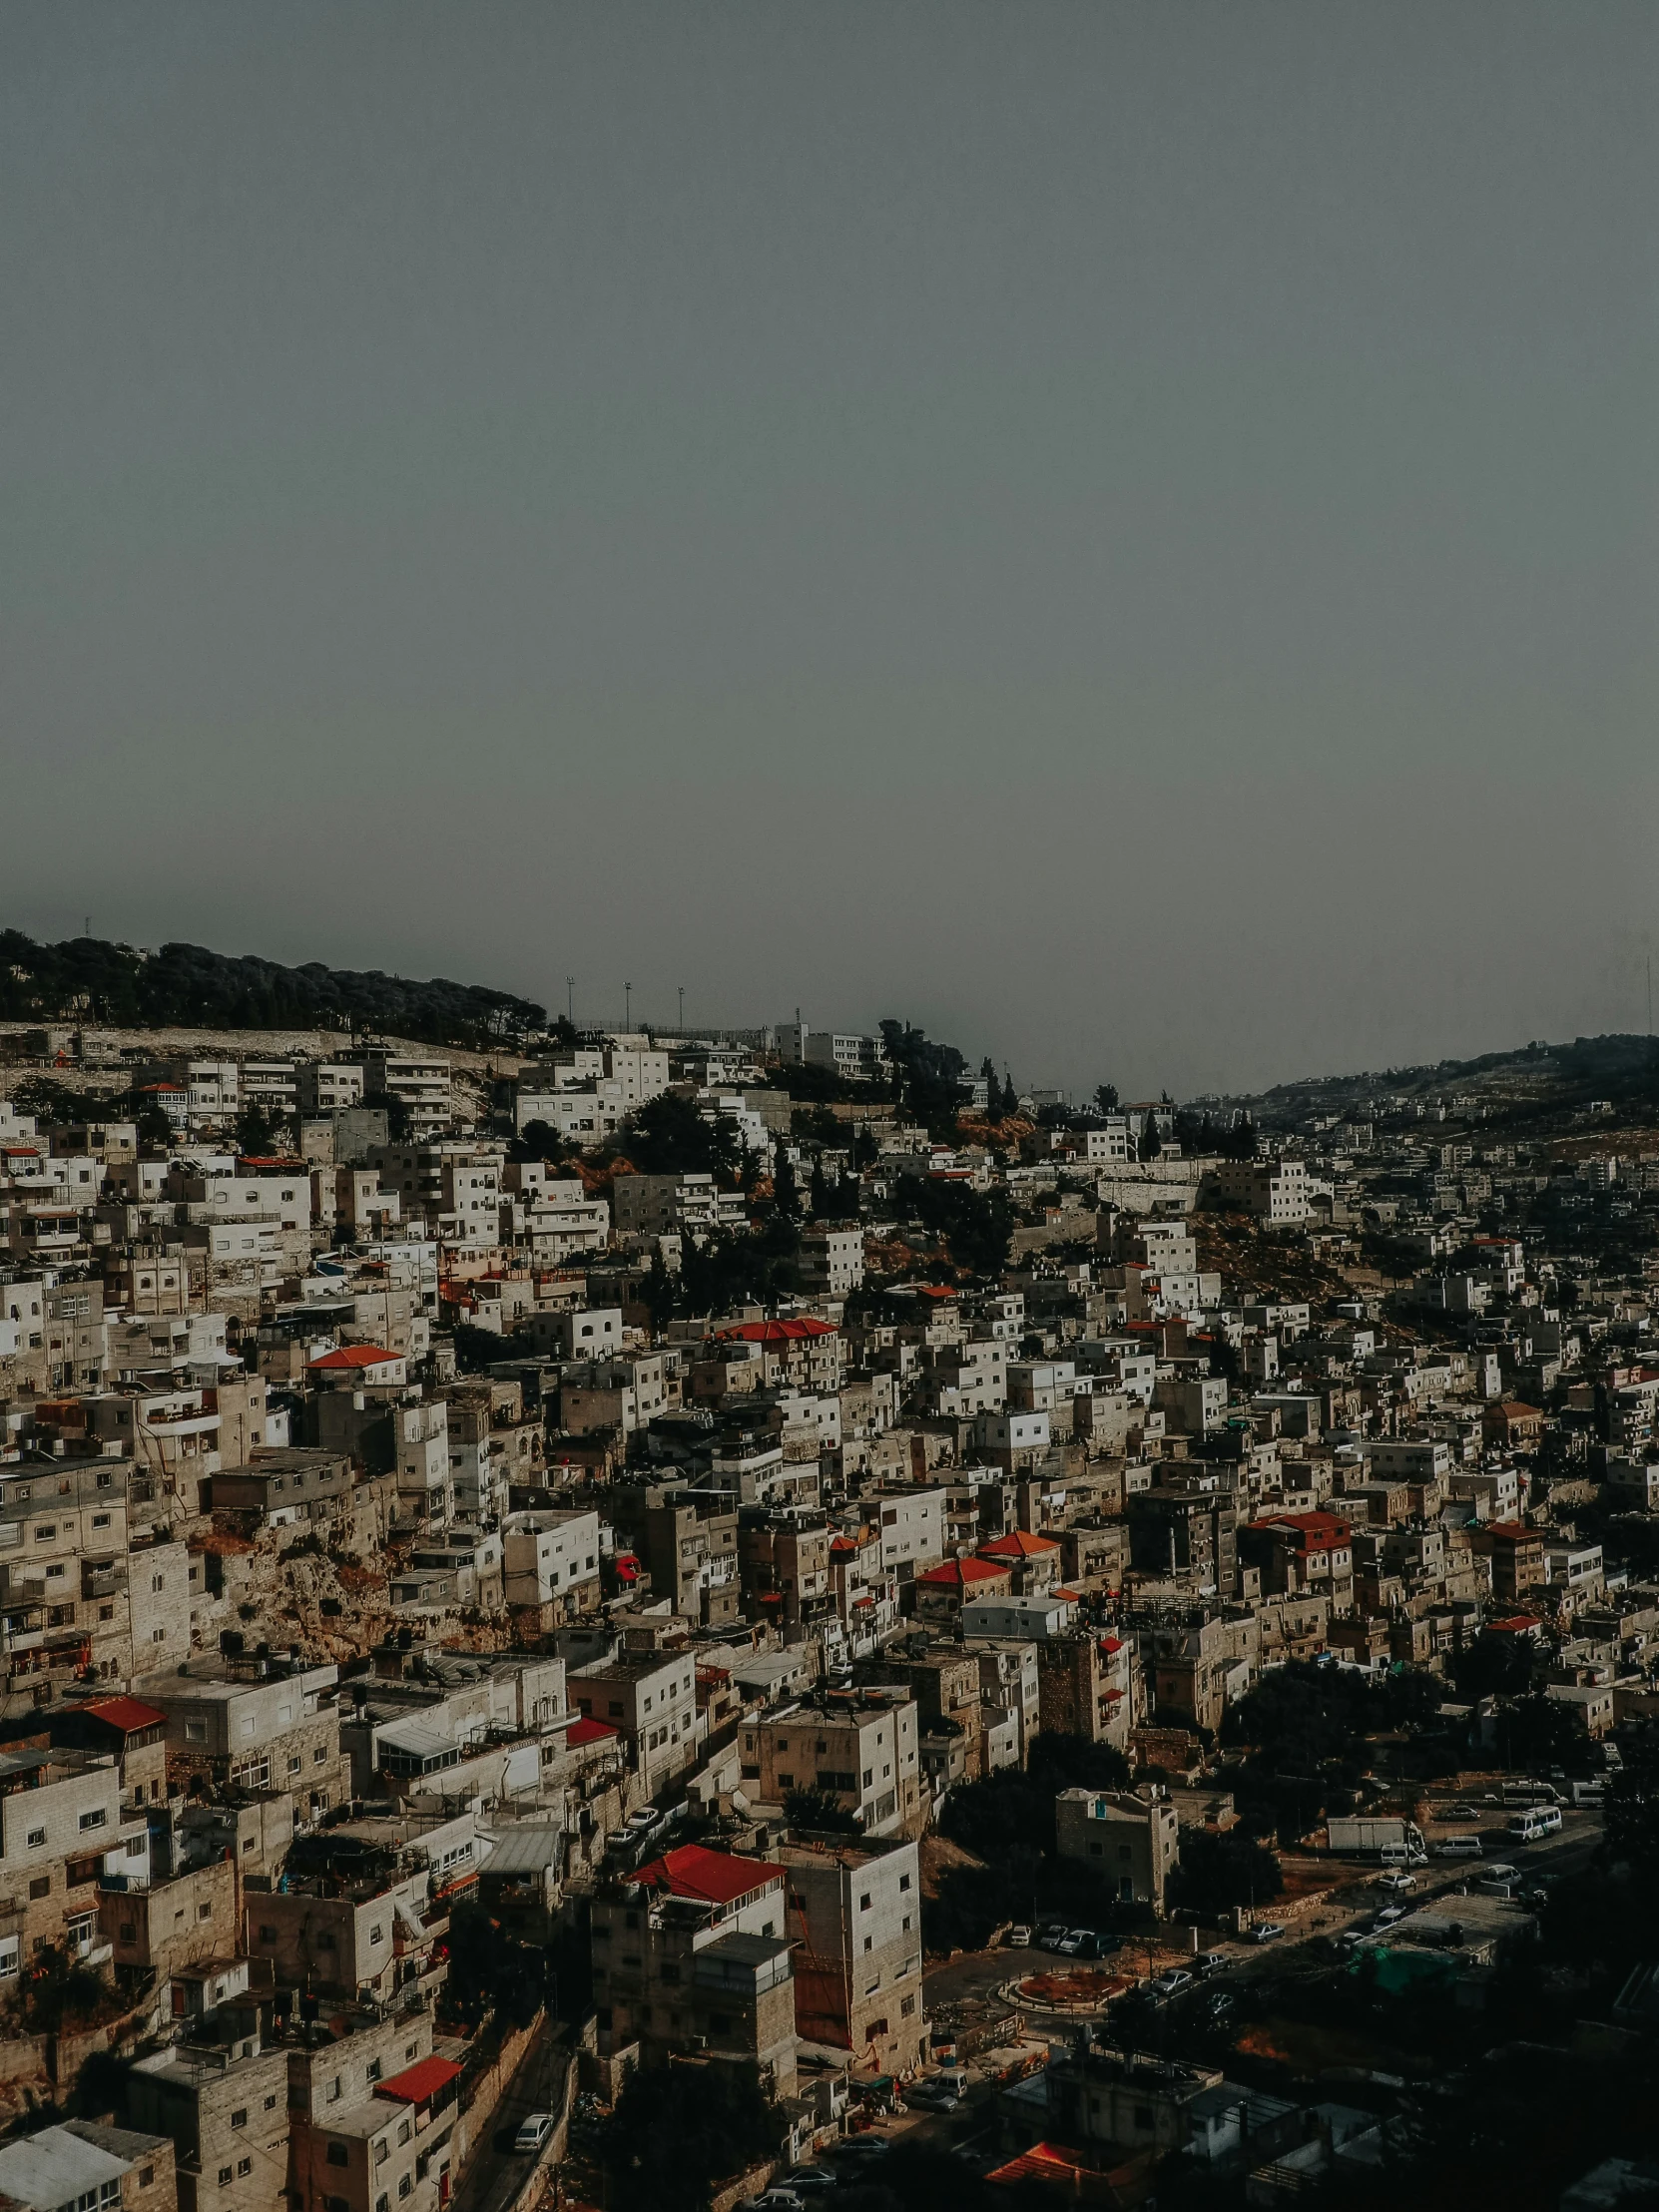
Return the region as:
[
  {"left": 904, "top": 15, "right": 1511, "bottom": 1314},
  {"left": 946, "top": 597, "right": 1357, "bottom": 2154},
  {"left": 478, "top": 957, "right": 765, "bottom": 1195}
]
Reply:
[
  {"left": 917, "top": 1556, "right": 1008, "bottom": 1588},
  {"left": 306, "top": 1344, "right": 397, "bottom": 1371},
  {"left": 566, "top": 1717, "right": 620, "bottom": 1748},
  {"left": 716, "top": 1318, "right": 838, "bottom": 1345},
  {"left": 72, "top": 1696, "right": 167, "bottom": 1734},
  {"left": 628, "top": 1845, "right": 782, "bottom": 1907},
  {"left": 977, "top": 1528, "right": 1060, "bottom": 1558},
  {"left": 374, "top": 2056, "right": 461, "bottom": 2107},
  {"left": 986, "top": 2142, "right": 1117, "bottom": 2197}
]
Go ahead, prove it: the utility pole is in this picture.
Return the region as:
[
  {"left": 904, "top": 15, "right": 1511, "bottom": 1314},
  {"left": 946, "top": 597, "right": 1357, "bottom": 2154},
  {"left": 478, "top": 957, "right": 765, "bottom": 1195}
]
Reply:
[
  {"left": 678, "top": 984, "right": 685, "bottom": 1032},
  {"left": 566, "top": 976, "right": 574, "bottom": 1026},
  {"left": 624, "top": 981, "right": 632, "bottom": 1032}
]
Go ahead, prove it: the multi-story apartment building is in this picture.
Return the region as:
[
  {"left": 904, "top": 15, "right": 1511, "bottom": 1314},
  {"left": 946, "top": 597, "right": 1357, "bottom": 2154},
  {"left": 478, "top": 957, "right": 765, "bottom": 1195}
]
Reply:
[
  {"left": 739, "top": 1690, "right": 921, "bottom": 1837},
  {"left": 567, "top": 1645, "right": 699, "bottom": 1793},
  {"left": 779, "top": 1835, "right": 926, "bottom": 2074},
  {"left": 590, "top": 1845, "right": 796, "bottom": 2095}
]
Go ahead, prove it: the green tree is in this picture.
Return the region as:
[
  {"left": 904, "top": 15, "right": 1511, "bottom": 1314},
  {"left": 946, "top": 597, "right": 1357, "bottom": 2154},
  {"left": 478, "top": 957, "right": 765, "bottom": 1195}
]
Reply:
[
  {"left": 1501, "top": 1694, "right": 1599, "bottom": 1778},
  {"left": 235, "top": 1101, "right": 288, "bottom": 1157},
  {"left": 443, "top": 1903, "right": 551, "bottom": 2030},
  {"left": 1168, "top": 1829, "right": 1284, "bottom": 1918},
  {"left": 1094, "top": 1082, "right": 1119, "bottom": 1114},
  {"left": 895, "top": 1173, "right": 1013, "bottom": 1279},
  {"left": 771, "top": 1139, "right": 801, "bottom": 1219},
  {"left": 784, "top": 1788, "right": 862, "bottom": 1835},
  {"left": 628, "top": 1093, "right": 742, "bottom": 1181},
  {"left": 1604, "top": 1720, "right": 1659, "bottom": 1874},
  {"left": 511, "top": 1118, "right": 575, "bottom": 1164},
  {"left": 603, "top": 2062, "right": 786, "bottom": 2212},
  {"left": 1026, "top": 1732, "right": 1133, "bottom": 1796}
]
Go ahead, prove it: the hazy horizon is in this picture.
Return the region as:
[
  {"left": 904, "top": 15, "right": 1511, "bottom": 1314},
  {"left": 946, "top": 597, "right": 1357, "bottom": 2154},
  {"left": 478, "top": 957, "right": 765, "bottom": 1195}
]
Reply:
[{"left": 5, "top": 3, "right": 1655, "bottom": 1098}]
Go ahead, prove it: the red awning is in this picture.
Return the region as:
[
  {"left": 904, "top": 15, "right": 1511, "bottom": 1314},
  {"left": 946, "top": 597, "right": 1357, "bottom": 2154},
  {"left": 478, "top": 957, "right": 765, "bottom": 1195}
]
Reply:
[{"left": 374, "top": 2056, "right": 462, "bottom": 2106}]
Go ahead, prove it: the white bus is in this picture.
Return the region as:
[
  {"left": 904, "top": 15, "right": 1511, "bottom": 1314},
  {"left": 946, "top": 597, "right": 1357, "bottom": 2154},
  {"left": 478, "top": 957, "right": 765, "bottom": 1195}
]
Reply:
[{"left": 1506, "top": 1806, "right": 1562, "bottom": 1845}]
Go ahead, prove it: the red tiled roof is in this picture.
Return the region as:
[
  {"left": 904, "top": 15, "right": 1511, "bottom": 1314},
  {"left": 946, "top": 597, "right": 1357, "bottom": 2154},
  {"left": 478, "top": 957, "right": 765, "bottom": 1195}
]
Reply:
[
  {"left": 306, "top": 1344, "right": 398, "bottom": 1370},
  {"left": 917, "top": 1556, "right": 1008, "bottom": 1588},
  {"left": 73, "top": 1696, "right": 167, "bottom": 1734},
  {"left": 717, "top": 1318, "right": 839, "bottom": 1344},
  {"left": 977, "top": 1529, "right": 1060, "bottom": 1558},
  {"left": 986, "top": 2142, "right": 1117, "bottom": 2197},
  {"left": 1485, "top": 1520, "right": 1535, "bottom": 1540},
  {"left": 566, "top": 1717, "right": 620, "bottom": 1747},
  {"left": 374, "top": 2056, "right": 461, "bottom": 2106},
  {"left": 1250, "top": 1510, "right": 1350, "bottom": 1547},
  {"left": 628, "top": 1844, "right": 782, "bottom": 1906},
  {"left": 1486, "top": 1614, "right": 1543, "bottom": 1635}
]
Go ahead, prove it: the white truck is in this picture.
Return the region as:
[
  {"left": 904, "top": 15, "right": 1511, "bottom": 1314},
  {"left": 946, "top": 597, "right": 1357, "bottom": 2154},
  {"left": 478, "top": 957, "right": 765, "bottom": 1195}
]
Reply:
[{"left": 1327, "top": 1817, "right": 1427, "bottom": 1867}]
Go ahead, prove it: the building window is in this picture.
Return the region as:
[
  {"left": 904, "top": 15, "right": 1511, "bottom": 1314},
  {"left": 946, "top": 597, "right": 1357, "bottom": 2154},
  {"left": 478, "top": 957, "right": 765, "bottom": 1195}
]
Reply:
[
  {"left": 237, "top": 2161, "right": 252, "bottom": 2179},
  {"left": 326, "top": 2144, "right": 348, "bottom": 2166},
  {"left": 78, "top": 1809, "right": 107, "bottom": 1832},
  {"left": 218, "top": 2171, "right": 233, "bottom": 2188},
  {"left": 232, "top": 2110, "right": 248, "bottom": 2129}
]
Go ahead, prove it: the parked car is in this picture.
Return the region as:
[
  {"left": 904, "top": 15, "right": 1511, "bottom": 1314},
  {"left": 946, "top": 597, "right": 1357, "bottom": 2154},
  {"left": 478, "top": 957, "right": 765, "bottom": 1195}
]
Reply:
[
  {"left": 1054, "top": 1928, "right": 1091, "bottom": 1955},
  {"left": 1441, "top": 1804, "right": 1480, "bottom": 1822},
  {"left": 1150, "top": 1969, "right": 1194, "bottom": 1998},
  {"left": 513, "top": 2114, "right": 553, "bottom": 2154},
  {"left": 1378, "top": 1872, "right": 1416, "bottom": 1893},
  {"left": 1196, "top": 1951, "right": 1230, "bottom": 1977},
  {"left": 1037, "top": 1924, "right": 1070, "bottom": 1951},
  {"left": 1250, "top": 1922, "right": 1286, "bottom": 1943},
  {"left": 1073, "top": 1932, "right": 1119, "bottom": 1960},
  {"left": 1375, "top": 1906, "right": 1407, "bottom": 1928},
  {"left": 739, "top": 2192, "right": 807, "bottom": 2212},
  {"left": 785, "top": 2174, "right": 839, "bottom": 2197},
  {"left": 1006, "top": 1926, "right": 1033, "bottom": 1947},
  {"left": 1203, "top": 1992, "right": 1236, "bottom": 2021},
  {"left": 1436, "top": 1837, "right": 1483, "bottom": 1860}
]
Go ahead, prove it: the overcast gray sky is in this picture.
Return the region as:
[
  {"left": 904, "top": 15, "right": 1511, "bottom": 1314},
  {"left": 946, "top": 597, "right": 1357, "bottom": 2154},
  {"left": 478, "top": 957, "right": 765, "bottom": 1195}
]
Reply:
[{"left": 4, "top": 2, "right": 1655, "bottom": 1097}]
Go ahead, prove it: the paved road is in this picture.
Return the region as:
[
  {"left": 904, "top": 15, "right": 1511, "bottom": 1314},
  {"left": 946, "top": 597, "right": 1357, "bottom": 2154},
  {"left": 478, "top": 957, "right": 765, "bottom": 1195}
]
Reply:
[
  {"left": 923, "top": 1808, "right": 1605, "bottom": 2020},
  {"left": 449, "top": 2021, "right": 567, "bottom": 2212}
]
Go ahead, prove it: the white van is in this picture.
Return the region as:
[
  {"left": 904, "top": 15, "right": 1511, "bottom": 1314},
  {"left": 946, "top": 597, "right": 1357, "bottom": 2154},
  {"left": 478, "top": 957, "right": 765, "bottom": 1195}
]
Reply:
[
  {"left": 1435, "top": 1836, "right": 1483, "bottom": 1860},
  {"left": 1380, "top": 1841, "right": 1426, "bottom": 1870},
  {"left": 1506, "top": 1806, "right": 1562, "bottom": 1845}
]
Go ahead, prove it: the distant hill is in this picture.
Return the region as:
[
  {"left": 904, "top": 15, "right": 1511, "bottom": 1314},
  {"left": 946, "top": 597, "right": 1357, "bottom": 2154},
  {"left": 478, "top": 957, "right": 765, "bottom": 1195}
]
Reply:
[
  {"left": 1231, "top": 1032, "right": 1659, "bottom": 1131},
  {"left": 0, "top": 929, "right": 546, "bottom": 1049}
]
